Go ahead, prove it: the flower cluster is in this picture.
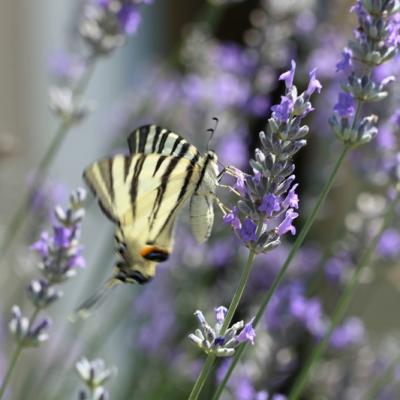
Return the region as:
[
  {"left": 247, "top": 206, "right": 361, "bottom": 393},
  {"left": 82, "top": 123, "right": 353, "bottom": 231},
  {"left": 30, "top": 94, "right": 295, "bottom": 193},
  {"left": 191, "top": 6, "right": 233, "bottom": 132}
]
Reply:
[
  {"left": 49, "top": 0, "right": 153, "bottom": 125},
  {"left": 330, "top": 0, "right": 399, "bottom": 146},
  {"left": 76, "top": 357, "right": 117, "bottom": 400},
  {"left": 188, "top": 306, "right": 256, "bottom": 357},
  {"left": 9, "top": 189, "right": 86, "bottom": 347},
  {"left": 80, "top": 0, "right": 153, "bottom": 55},
  {"left": 223, "top": 61, "right": 321, "bottom": 251}
]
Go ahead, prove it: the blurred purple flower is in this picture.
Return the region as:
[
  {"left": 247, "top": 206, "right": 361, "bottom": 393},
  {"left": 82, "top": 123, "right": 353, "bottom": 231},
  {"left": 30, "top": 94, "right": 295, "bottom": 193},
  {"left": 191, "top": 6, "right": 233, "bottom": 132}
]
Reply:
[
  {"left": 217, "top": 133, "right": 248, "bottom": 169},
  {"left": 334, "top": 92, "right": 355, "bottom": 117},
  {"left": 377, "top": 125, "right": 397, "bottom": 150},
  {"left": 330, "top": 317, "right": 365, "bottom": 349},
  {"left": 336, "top": 48, "right": 353, "bottom": 73},
  {"left": 208, "top": 239, "right": 236, "bottom": 268},
  {"left": 118, "top": 5, "right": 141, "bottom": 34},
  {"left": 377, "top": 228, "right": 400, "bottom": 258},
  {"left": 48, "top": 51, "right": 85, "bottom": 84},
  {"left": 325, "top": 256, "right": 348, "bottom": 284}
]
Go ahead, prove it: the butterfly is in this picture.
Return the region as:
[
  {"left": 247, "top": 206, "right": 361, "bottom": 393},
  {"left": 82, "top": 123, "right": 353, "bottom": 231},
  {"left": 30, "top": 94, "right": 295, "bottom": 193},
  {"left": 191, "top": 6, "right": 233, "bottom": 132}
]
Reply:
[{"left": 74, "top": 125, "right": 220, "bottom": 316}]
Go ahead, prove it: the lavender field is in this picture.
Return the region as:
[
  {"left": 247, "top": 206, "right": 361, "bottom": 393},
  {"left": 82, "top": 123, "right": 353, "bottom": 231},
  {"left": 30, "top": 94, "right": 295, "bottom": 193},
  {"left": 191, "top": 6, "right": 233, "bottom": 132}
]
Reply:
[{"left": 0, "top": 1, "right": 400, "bottom": 399}]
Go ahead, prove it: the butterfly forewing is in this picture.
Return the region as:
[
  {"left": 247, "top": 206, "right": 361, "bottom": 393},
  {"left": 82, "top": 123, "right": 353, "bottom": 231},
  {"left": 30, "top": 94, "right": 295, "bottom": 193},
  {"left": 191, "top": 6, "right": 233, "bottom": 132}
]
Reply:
[
  {"left": 83, "top": 153, "right": 200, "bottom": 247},
  {"left": 127, "top": 124, "right": 201, "bottom": 165}
]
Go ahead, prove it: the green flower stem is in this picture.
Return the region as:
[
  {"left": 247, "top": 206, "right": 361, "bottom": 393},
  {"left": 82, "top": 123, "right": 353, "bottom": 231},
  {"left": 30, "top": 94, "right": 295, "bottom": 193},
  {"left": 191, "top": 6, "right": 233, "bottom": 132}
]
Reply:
[
  {"left": 364, "top": 355, "right": 400, "bottom": 400},
  {"left": 212, "top": 144, "right": 350, "bottom": 400},
  {"left": 188, "top": 221, "right": 263, "bottom": 400},
  {"left": 0, "top": 307, "right": 40, "bottom": 400},
  {"left": 0, "top": 57, "right": 96, "bottom": 259},
  {"left": 188, "top": 354, "right": 217, "bottom": 400},
  {"left": 288, "top": 190, "right": 400, "bottom": 400}
]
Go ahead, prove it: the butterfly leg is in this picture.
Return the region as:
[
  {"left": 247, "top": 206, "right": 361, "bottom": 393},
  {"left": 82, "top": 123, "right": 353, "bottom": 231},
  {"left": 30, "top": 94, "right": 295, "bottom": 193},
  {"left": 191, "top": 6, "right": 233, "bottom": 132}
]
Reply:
[{"left": 212, "top": 194, "right": 230, "bottom": 215}]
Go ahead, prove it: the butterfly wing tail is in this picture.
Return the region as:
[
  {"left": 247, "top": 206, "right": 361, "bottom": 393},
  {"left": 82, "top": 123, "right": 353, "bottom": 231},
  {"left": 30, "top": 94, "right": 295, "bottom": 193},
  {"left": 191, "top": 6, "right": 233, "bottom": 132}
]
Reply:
[{"left": 68, "top": 277, "right": 120, "bottom": 322}]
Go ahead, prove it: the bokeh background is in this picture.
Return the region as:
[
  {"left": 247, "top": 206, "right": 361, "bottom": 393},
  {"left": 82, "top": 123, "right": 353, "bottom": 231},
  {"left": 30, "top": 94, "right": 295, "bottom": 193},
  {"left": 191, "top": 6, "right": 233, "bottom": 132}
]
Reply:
[{"left": 0, "top": 0, "right": 400, "bottom": 399}]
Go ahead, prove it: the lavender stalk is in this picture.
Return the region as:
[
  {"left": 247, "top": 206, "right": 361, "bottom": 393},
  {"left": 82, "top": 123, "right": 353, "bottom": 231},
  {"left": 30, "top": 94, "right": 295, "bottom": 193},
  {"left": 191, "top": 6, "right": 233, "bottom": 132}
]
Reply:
[
  {"left": 75, "top": 357, "right": 116, "bottom": 400},
  {"left": 0, "top": 189, "right": 86, "bottom": 400},
  {"left": 188, "top": 60, "right": 321, "bottom": 400},
  {"left": 288, "top": 188, "right": 400, "bottom": 399},
  {"left": 212, "top": 1, "right": 400, "bottom": 397},
  {"left": 0, "top": 0, "right": 153, "bottom": 258}
]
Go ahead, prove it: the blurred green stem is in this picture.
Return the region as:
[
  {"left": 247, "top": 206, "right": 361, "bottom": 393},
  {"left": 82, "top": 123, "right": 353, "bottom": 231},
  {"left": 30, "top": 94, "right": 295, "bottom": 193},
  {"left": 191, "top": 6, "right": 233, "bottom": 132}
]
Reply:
[
  {"left": 0, "top": 56, "right": 96, "bottom": 259},
  {"left": 288, "top": 189, "right": 400, "bottom": 400},
  {"left": 0, "top": 307, "right": 40, "bottom": 400},
  {"left": 188, "top": 221, "right": 263, "bottom": 400},
  {"left": 212, "top": 144, "right": 350, "bottom": 400},
  {"left": 364, "top": 355, "right": 400, "bottom": 400}
]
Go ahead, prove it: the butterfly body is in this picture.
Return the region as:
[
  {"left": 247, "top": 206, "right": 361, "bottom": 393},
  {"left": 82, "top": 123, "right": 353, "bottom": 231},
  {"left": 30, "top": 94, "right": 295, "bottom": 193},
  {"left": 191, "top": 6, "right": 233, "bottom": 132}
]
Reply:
[{"left": 83, "top": 125, "right": 219, "bottom": 286}]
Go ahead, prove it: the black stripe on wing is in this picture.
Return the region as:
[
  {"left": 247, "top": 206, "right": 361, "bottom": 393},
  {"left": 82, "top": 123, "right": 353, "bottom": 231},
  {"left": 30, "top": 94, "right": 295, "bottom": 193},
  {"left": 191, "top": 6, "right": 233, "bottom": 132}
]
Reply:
[
  {"left": 127, "top": 124, "right": 201, "bottom": 165},
  {"left": 149, "top": 156, "right": 183, "bottom": 230},
  {"left": 129, "top": 154, "right": 146, "bottom": 220},
  {"left": 154, "top": 161, "right": 195, "bottom": 240}
]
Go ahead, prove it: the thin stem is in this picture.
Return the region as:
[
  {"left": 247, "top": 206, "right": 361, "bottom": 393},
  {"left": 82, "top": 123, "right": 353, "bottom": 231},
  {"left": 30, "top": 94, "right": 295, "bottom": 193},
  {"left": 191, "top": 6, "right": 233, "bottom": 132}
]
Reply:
[
  {"left": 221, "top": 220, "right": 264, "bottom": 334},
  {"left": 0, "top": 308, "right": 40, "bottom": 400},
  {"left": 188, "top": 354, "right": 217, "bottom": 400},
  {"left": 188, "top": 221, "right": 263, "bottom": 400},
  {"left": 0, "top": 56, "right": 96, "bottom": 258},
  {"left": 364, "top": 355, "right": 400, "bottom": 400},
  {"left": 288, "top": 191, "right": 400, "bottom": 400},
  {"left": 212, "top": 145, "right": 350, "bottom": 400}
]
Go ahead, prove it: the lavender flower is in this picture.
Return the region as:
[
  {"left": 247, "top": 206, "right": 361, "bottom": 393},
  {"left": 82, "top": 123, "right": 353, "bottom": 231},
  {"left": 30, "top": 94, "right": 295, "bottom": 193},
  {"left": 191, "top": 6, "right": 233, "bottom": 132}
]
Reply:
[
  {"left": 8, "top": 189, "right": 86, "bottom": 347},
  {"left": 76, "top": 357, "right": 117, "bottom": 400},
  {"left": 330, "top": 0, "right": 399, "bottom": 146},
  {"left": 188, "top": 306, "right": 256, "bottom": 357},
  {"left": 330, "top": 317, "right": 365, "bottom": 350},
  {"left": 224, "top": 61, "right": 321, "bottom": 252},
  {"left": 80, "top": 0, "right": 153, "bottom": 55}
]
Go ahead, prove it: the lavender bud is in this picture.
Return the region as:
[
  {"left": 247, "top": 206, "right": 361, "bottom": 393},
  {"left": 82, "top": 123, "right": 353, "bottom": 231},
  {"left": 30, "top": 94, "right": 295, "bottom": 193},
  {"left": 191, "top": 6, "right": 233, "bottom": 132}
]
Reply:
[{"left": 9, "top": 305, "right": 29, "bottom": 343}]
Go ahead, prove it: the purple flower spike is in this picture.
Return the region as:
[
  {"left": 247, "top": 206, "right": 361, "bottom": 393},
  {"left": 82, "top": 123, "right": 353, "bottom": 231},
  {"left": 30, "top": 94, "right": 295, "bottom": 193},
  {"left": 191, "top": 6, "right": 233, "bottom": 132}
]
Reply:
[
  {"left": 306, "top": 68, "right": 322, "bottom": 97},
  {"left": 223, "top": 207, "right": 242, "bottom": 230},
  {"left": 334, "top": 92, "right": 355, "bottom": 117},
  {"left": 237, "top": 318, "right": 256, "bottom": 345},
  {"left": 239, "top": 219, "right": 258, "bottom": 242},
  {"left": 279, "top": 59, "right": 296, "bottom": 89},
  {"left": 278, "top": 209, "right": 299, "bottom": 236},
  {"left": 258, "top": 193, "right": 280, "bottom": 216},
  {"left": 336, "top": 48, "right": 353, "bottom": 72}
]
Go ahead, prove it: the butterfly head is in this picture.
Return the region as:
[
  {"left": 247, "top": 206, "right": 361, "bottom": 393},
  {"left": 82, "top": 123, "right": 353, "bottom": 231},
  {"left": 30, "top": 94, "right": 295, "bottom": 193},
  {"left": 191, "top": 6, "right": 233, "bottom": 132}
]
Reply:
[{"left": 113, "top": 229, "right": 170, "bottom": 285}]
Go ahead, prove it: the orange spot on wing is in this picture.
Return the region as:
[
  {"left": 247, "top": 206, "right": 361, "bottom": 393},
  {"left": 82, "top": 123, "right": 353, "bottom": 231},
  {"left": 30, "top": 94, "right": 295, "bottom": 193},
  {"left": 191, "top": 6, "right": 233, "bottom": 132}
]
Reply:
[{"left": 140, "top": 245, "right": 164, "bottom": 257}]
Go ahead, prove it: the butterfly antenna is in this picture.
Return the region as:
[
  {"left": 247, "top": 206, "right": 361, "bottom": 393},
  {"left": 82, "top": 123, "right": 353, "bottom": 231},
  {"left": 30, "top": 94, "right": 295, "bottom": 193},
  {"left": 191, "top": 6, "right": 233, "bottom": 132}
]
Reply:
[
  {"left": 206, "top": 117, "right": 219, "bottom": 151},
  {"left": 68, "top": 277, "right": 119, "bottom": 322}
]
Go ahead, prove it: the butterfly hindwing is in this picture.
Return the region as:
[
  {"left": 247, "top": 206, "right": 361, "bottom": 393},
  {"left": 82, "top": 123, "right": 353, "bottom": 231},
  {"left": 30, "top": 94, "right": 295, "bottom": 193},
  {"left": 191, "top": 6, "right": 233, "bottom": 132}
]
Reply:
[
  {"left": 127, "top": 124, "right": 201, "bottom": 165},
  {"left": 189, "top": 193, "right": 215, "bottom": 243}
]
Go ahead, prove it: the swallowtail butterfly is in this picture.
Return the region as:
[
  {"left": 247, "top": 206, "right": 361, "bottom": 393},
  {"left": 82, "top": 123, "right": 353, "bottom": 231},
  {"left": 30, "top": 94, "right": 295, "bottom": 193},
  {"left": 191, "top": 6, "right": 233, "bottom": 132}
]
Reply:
[{"left": 75, "top": 125, "right": 219, "bottom": 316}]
